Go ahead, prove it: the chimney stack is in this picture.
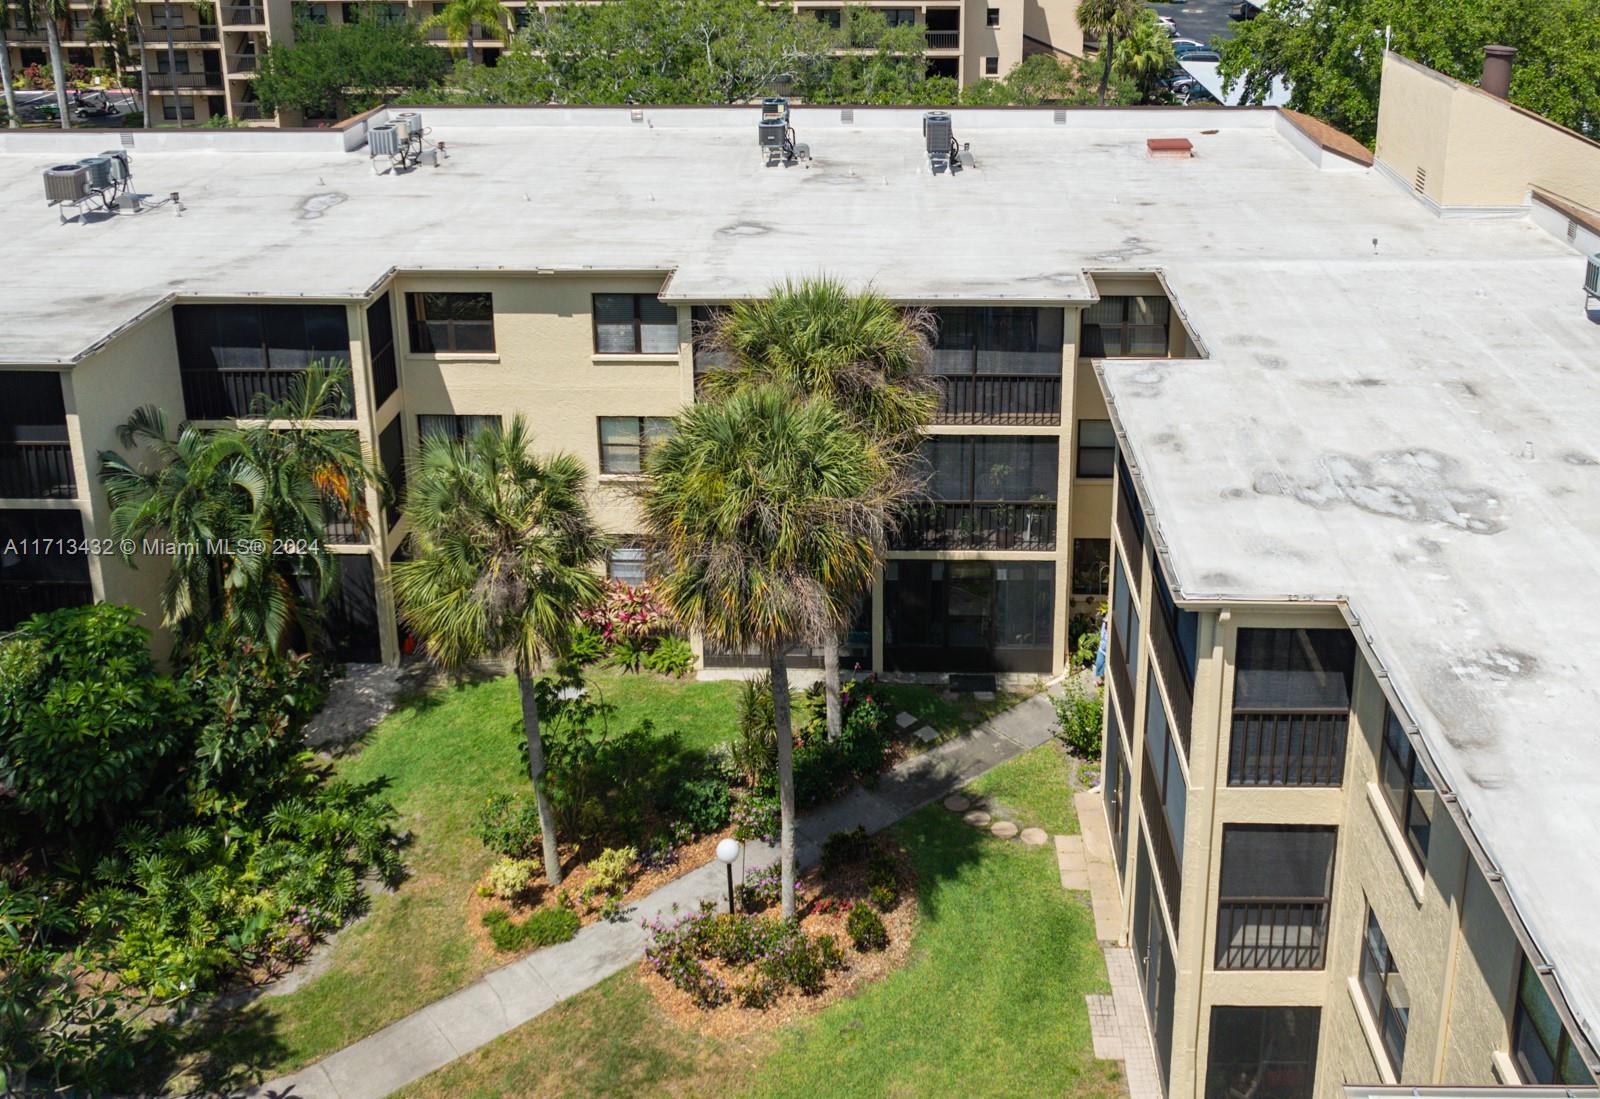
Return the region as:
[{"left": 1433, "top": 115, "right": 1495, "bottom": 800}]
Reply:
[{"left": 1481, "top": 45, "right": 1517, "bottom": 99}]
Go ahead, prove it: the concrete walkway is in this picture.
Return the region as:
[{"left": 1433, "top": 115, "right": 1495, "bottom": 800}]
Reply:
[{"left": 247, "top": 693, "right": 1057, "bottom": 1099}]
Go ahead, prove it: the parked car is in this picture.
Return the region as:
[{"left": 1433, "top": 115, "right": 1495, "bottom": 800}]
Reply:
[
  {"left": 1155, "top": 14, "right": 1177, "bottom": 35},
  {"left": 1172, "top": 40, "right": 1209, "bottom": 57},
  {"left": 1181, "top": 49, "right": 1222, "bottom": 62}
]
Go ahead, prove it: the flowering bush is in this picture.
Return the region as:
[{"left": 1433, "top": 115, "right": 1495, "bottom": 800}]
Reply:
[
  {"left": 731, "top": 795, "right": 780, "bottom": 845},
  {"left": 579, "top": 580, "right": 671, "bottom": 646},
  {"left": 735, "top": 864, "right": 782, "bottom": 913},
  {"left": 642, "top": 906, "right": 841, "bottom": 1010},
  {"left": 484, "top": 857, "right": 539, "bottom": 900}
]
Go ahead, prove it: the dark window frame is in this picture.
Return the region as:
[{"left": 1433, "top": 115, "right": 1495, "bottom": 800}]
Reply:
[
  {"left": 592, "top": 293, "right": 679, "bottom": 355},
  {"left": 597, "top": 416, "right": 673, "bottom": 475},
  {"left": 1358, "top": 907, "right": 1408, "bottom": 1076},
  {"left": 1378, "top": 706, "right": 1433, "bottom": 867},
  {"left": 1071, "top": 537, "right": 1110, "bottom": 596},
  {"left": 417, "top": 414, "right": 503, "bottom": 444},
  {"left": 984, "top": 55, "right": 999, "bottom": 75},
  {"left": 405, "top": 292, "right": 495, "bottom": 354},
  {"left": 1076, "top": 419, "right": 1115, "bottom": 479},
  {"left": 985, "top": 5, "right": 999, "bottom": 24},
  {"left": 1514, "top": 956, "right": 1595, "bottom": 1085},
  {"left": 607, "top": 544, "right": 649, "bottom": 586},
  {"left": 1083, "top": 295, "right": 1172, "bottom": 358}
]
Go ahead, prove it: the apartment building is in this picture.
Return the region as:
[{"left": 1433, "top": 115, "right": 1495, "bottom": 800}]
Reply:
[
  {"left": 3, "top": 47, "right": 1600, "bottom": 1096},
  {"left": 2, "top": 0, "right": 1083, "bottom": 125}
]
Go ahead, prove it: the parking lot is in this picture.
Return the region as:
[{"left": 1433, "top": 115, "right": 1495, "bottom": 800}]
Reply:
[{"left": 1146, "top": 0, "right": 1240, "bottom": 50}]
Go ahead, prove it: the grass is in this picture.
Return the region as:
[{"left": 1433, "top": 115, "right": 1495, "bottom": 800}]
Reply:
[
  {"left": 964, "top": 741, "right": 1082, "bottom": 836},
  {"left": 168, "top": 667, "right": 1000, "bottom": 1089},
  {"left": 400, "top": 800, "right": 1118, "bottom": 1099},
  {"left": 869, "top": 680, "right": 1031, "bottom": 741}
]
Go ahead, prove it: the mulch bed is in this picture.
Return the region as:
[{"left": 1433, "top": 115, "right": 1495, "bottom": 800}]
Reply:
[
  {"left": 639, "top": 840, "right": 919, "bottom": 1039},
  {"left": 468, "top": 826, "right": 735, "bottom": 957}
]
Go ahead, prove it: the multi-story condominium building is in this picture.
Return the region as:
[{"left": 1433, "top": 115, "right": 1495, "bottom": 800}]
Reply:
[
  {"left": 2, "top": 0, "right": 1083, "bottom": 124},
  {"left": 2, "top": 47, "right": 1599, "bottom": 1097}
]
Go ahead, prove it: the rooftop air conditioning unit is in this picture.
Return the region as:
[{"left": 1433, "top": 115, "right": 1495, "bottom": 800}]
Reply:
[
  {"left": 43, "top": 164, "right": 89, "bottom": 205},
  {"left": 99, "top": 150, "right": 131, "bottom": 182},
  {"left": 78, "top": 156, "right": 113, "bottom": 190},
  {"left": 368, "top": 123, "right": 400, "bottom": 157},
  {"left": 392, "top": 111, "right": 422, "bottom": 138},
  {"left": 1585, "top": 252, "right": 1600, "bottom": 303}
]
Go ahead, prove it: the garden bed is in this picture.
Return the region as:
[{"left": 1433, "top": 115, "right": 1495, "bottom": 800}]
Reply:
[{"left": 639, "top": 829, "right": 918, "bottom": 1039}]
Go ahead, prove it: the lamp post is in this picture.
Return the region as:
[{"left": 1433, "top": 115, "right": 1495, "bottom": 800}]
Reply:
[{"left": 716, "top": 838, "right": 742, "bottom": 915}]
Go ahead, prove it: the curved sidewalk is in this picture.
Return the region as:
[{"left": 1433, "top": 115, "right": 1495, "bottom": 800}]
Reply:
[{"left": 248, "top": 693, "right": 1057, "bottom": 1099}]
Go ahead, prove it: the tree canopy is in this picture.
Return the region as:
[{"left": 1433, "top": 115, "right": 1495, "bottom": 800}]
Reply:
[
  {"left": 1218, "top": 0, "right": 1600, "bottom": 144},
  {"left": 253, "top": 15, "right": 451, "bottom": 118}
]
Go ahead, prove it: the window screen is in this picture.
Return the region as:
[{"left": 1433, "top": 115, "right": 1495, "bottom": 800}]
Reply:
[{"left": 1233, "top": 629, "right": 1355, "bottom": 711}]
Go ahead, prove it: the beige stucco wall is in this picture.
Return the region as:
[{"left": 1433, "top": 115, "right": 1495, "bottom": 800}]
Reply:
[
  {"left": 1375, "top": 51, "right": 1600, "bottom": 212},
  {"left": 1021, "top": 0, "right": 1083, "bottom": 58}
]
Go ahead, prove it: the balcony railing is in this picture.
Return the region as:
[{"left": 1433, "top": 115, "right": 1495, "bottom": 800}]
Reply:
[
  {"left": 931, "top": 375, "right": 1061, "bottom": 426},
  {"left": 143, "top": 25, "right": 221, "bottom": 41},
  {"left": 228, "top": 52, "right": 258, "bottom": 70},
  {"left": 925, "top": 30, "right": 959, "bottom": 48},
  {"left": 180, "top": 370, "right": 353, "bottom": 421},
  {"left": 892, "top": 501, "right": 1056, "bottom": 551},
  {"left": 235, "top": 103, "right": 267, "bottom": 119},
  {"left": 1215, "top": 899, "right": 1330, "bottom": 970},
  {"left": 219, "top": 4, "right": 266, "bottom": 23},
  {"left": 1228, "top": 711, "right": 1348, "bottom": 786},
  {"left": 0, "top": 581, "right": 94, "bottom": 630},
  {"left": 150, "top": 71, "right": 224, "bottom": 88},
  {"left": 0, "top": 442, "right": 76, "bottom": 500}
]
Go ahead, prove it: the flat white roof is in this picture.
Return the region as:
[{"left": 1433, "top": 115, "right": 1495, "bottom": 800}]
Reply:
[{"left": 4, "top": 106, "right": 1599, "bottom": 1049}]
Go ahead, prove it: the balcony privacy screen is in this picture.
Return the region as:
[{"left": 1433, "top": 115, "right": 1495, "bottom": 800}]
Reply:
[
  {"left": 917, "top": 436, "right": 1057, "bottom": 501},
  {"left": 1232, "top": 629, "right": 1355, "bottom": 710},
  {"left": 929, "top": 307, "right": 1064, "bottom": 375},
  {"left": 1219, "top": 825, "right": 1335, "bottom": 900}
]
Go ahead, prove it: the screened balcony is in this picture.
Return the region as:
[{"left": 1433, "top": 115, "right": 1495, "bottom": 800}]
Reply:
[
  {"left": 892, "top": 436, "right": 1058, "bottom": 551},
  {"left": 1227, "top": 628, "right": 1355, "bottom": 787},
  {"left": 0, "top": 510, "right": 93, "bottom": 630},
  {"left": 0, "top": 373, "right": 75, "bottom": 500},
  {"left": 175, "top": 303, "right": 352, "bottom": 420},
  {"left": 927, "top": 307, "right": 1063, "bottom": 426},
  {"left": 1214, "top": 825, "right": 1335, "bottom": 970}
]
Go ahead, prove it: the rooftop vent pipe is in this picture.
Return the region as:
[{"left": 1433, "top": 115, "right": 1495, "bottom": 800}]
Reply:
[{"left": 1481, "top": 45, "right": 1516, "bottom": 99}]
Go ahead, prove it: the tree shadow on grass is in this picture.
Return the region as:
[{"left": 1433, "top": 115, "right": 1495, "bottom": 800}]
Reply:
[{"left": 134, "top": 999, "right": 290, "bottom": 1098}]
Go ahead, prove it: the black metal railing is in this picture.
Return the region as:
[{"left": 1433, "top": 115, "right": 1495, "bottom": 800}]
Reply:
[
  {"left": 1228, "top": 711, "right": 1349, "bottom": 786},
  {"left": 0, "top": 581, "right": 94, "bottom": 630},
  {"left": 0, "top": 442, "right": 76, "bottom": 499},
  {"left": 892, "top": 501, "right": 1056, "bottom": 551},
  {"left": 180, "top": 370, "right": 353, "bottom": 421},
  {"left": 931, "top": 374, "right": 1061, "bottom": 426},
  {"left": 322, "top": 505, "right": 368, "bottom": 546},
  {"left": 1140, "top": 754, "right": 1183, "bottom": 927},
  {"left": 1215, "top": 899, "right": 1330, "bottom": 970},
  {"left": 925, "top": 30, "right": 959, "bottom": 48},
  {"left": 219, "top": 4, "right": 266, "bottom": 23}
]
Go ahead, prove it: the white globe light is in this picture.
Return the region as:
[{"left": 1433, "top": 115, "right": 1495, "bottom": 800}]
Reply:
[{"left": 716, "top": 838, "right": 742, "bottom": 865}]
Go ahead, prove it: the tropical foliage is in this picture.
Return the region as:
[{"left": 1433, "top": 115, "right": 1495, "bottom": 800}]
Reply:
[
  {"left": 1075, "top": 0, "right": 1140, "bottom": 104},
  {"left": 391, "top": 415, "right": 605, "bottom": 886},
  {"left": 253, "top": 15, "right": 451, "bottom": 117},
  {"left": 1114, "top": 10, "right": 1178, "bottom": 104}
]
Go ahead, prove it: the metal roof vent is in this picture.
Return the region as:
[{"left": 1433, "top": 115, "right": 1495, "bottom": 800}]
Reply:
[
  {"left": 840, "top": 107, "right": 854, "bottom": 124},
  {"left": 1146, "top": 137, "right": 1193, "bottom": 158},
  {"left": 1584, "top": 253, "right": 1600, "bottom": 308},
  {"left": 758, "top": 97, "right": 809, "bottom": 167},
  {"left": 119, "top": 132, "right": 134, "bottom": 148},
  {"left": 1054, "top": 109, "right": 1067, "bottom": 124}
]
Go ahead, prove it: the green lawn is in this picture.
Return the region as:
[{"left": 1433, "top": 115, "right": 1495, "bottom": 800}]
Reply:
[
  {"left": 401, "top": 783, "right": 1117, "bottom": 1098},
  {"left": 166, "top": 668, "right": 996, "bottom": 1090},
  {"left": 871, "top": 680, "right": 1029, "bottom": 741},
  {"left": 964, "top": 742, "right": 1081, "bottom": 835}
]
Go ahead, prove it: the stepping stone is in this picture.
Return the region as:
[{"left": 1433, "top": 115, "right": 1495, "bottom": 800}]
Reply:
[
  {"left": 912, "top": 725, "right": 939, "bottom": 743},
  {"left": 961, "top": 710, "right": 980, "bottom": 721},
  {"left": 943, "top": 795, "right": 971, "bottom": 812},
  {"left": 962, "top": 810, "right": 992, "bottom": 828},
  {"left": 895, "top": 711, "right": 919, "bottom": 730},
  {"left": 1020, "top": 827, "right": 1049, "bottom": 846},
  {"left": 991, "top": 820, "right": 1019, "bottom": 840},
  {"left": 974, "top": 690, "right": 996, "bottom": 702}
]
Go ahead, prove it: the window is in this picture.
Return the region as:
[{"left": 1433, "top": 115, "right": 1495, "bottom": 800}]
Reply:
[
  {"left": 162, "top": 101, "right": 197, "bottom": 121},
  {"left": 593, "top": 293, "right": 679, "bottom": 355},
  {"left": 930, "top": 307, "right": 1064, "bottom": 376},
  {"left": 154, "top": 51, "right": 191, "bottom": 73},
  {"left": 1071, "top": 538, "right": 1110, "bottom": 596},
  {"left": 367, "top": 292, "right": 398, "bottom": 407},
  {"left": 598, "top": 416, "right": 673, "bottom": 474},
  {"left": 608, "top": 545, "right": 648, "bottom": 586},
  {"left": 1205, "top": 1007, "right": 1320, "bottom": 1099},
  {"left": 1082, "top": 295, "right": 1172, "bottom": 357},
  {"left": 984, "top": 56, "right": 999, "bottom": 75},
  {"left": 897, "top": 436, "right": 1058, "bottom": 551},
  {"left": 417, "top": 414, "right": 502, "bottom": 442},
  {"left": 1378, "top": 707, "right": 1434, "bottom": 866},
  {"left": 883, "top": 560, "right": 1055, "bottom": 673},
  {"left": 1141, "top": 670, "right": 1185, "bottom": 921},
  {"left": 1358, "top": 908, "right": 1408, "bottom": 1075},
  {"left": 0, "top": 509, "right": 93, "bottom": 630},
  {"left": 0, "top": 372, "right": 74, "bottom": 500},
  {"left": 1215, "top": 826, "right": 1335, "bottom": 970},
  {"left": 1105, "top": 695, "right": 1131, "bottom": 874},
  {"left": 1151, "top": 563, "right": 1199, "bottom": 692},
  {"left": 406, "top": 292, "right": 494, "bottom": 353},
  {"left": 1116, "top": 450, "right": 1146, "bottom": 550},
  {"left": 1076, "top": 419, "right": 1115, "bottom": 478},
  {"left": 813, "top": 8, "right": 841, "bottom": 28},
  {"left": 1514, "top": 957, "right": 1595, "bottom": 1084},
  {"left": 1229, "top": 628, "right": 1355, "bottom": 787},
  {"left": 173, "top": 303, "right": 351, "bottom": 419},
  {"left": 882, "top": 7, "right": 916, "bottom": 25},
  {"left": 378, "top": 417, "right": 404, "bottom": 529},
  {"left": 1110, "top": 553, "right": 1140, "bottom": 690},
  {"left": 986, "top": 6, "right": 1000, "bottom": 24}
]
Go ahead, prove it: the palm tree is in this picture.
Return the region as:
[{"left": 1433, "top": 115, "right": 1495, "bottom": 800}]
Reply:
[
  {"left": 21, "top": 0, "right": 75, "bottom": 128},
  {"left": 98, "top": 365, "right": 374, "bottom": 651},
  {"left": 390, "top": 416, "right": 604, "bottom": 888},
  {"left": 1115, "top": 12, "right": 1177, "bottom": 104},
  {"left": 1075, "top": 0, "right": 1138, "bottom": 105},
  {"left": 640, "top": 385, "right": 894, "bottom": 917},
  {"left": 102, "top": 0, "right": 151, "bottom": 127},
  {"left": 0, "top": 5, "right": 22, "bottom": 128},
  {"left": 422, "top": 0, "right": 507, "bottom": 66},
  {"left": 700, "top": 278, "right": 935, "bottom": 740},
  {"left": 159, "top": 0, "right": 180, "bottom": 128}
]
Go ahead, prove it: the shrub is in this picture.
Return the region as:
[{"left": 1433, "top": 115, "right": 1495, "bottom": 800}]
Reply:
[
  {"left": 643, "top": 908, "right": 837, "bottom": 1010},
  {"left": 760, "top": 931, "right": 829, "bottom": 995},
  {"left": 847, "top": 903, "right": 889, "bottom": 952},
  {"left": 475, "top": 793, "right": 543, "bottom": 859},
  {"left": 820, "top": 826, "right": 874, "bottom": 877},
  {"left": 732, "top": 675, "right": 779, "bottom": 790},
  {"left": 609, "top": 635, "right": 650, "bottom": 674},
  {"left": 1052, "top": 678, "right": 1104, "bottom": 759},
  {"left": 735, "top": 864, "right": 782, "bottom": 913},
  {"left": 735, "top": 971, "right": 782, "bottom": 1009},
  {"left": 671, "top": 777, "right": 731, "bottom": 834},
  {"left": 579, "top": 579, "right": 670, "bottom": 647},
  {"left": 582, "top": 846, "right": 636, "bottom": 915},
  {"left": 481, "top": 906, "right": 580, "bottom": 952},
  {"left": 868, "top": 882, "right": 899, "bottom": 912},
  {"left": 566, "top": 624, "right": 606, "bottom": 667},
  {"left": 731, "top": 795, "right": 780, "bottom": 845},
  {"left": 644, "top": 636, "right": 695, "bottom": 678},
  {"left": 484, "top": 857, "right": 539, "bottom": 900}
]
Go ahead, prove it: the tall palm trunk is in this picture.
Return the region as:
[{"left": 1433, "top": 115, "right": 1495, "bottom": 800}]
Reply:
[
  {"left": 132, "top": 18, "right": 150, "bottom": 127},
  {"left": 161, "top": 0, "right": 178, "bottom": 128},
  {"left": 0, "top": 27, "right": 20, "bottom": 128},
  {"left": 822, "top": 636, "right": 843, "bottom": 741},
  {"left": 464, "top": 27, "right": 476, "bottom": 66},
  {"left": 44, "top": 17, "right": 69, "bottom": 128},
  {"left": 517, "top": 664, "right": 563, "bottom": 887},
  {"left": 1097, "top": 31, "right": 1115, "bottom": 105},
  {"left": 769, "top": 653, "right": 797, "bottom": 919}
]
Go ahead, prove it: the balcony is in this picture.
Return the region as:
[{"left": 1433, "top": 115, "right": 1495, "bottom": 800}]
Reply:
[
  {"left": 219, "top": 4, "right": 266, "bottom": 24},
  {"left": 0, "top": 442, "right": 76, "bottom": 500},
  {"left": 931, "top": 374, "right": 1061, "bottom": 426},
  {"left": 235, "top": 103, "right": 267, "bottom": 119},
  {"left": 1113, "top": 478, "right": 1143, "bottom": 586},
  {"left": 1228, "top": 711, "right": 1348, "bottom": 786},
  {"left": 180, "top": 370, "right": 352, "bottom": 421},
  {"left": 1107, "top": 626, "right": 1134, "bottom": 721},
  {"left": 925, "top": 30, "right": 959, "bottom": 49},
  {"left": 0, "top": 581, "right": 94, "bottom": 631},
  {"left": 1149, "top": 601, "right": 1194, "bottom": 750},
  {"left": 142, "top": 25, "right": 221, "bottom": 42},
  {"left": 1139, "top": 752, "right": 1183, "bottom": 926},
  {"left": 892, "top": 501, "right": 1056, "bottom": 552},
  {"left": 149, "top": 71, "right": 225, "bottom": 89},
  {"left": 228, "top": 53, "right": 258, "bottom": 71},
  {"left": 1214, "top": 899, "right": 1330, "bottom": 970}
]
